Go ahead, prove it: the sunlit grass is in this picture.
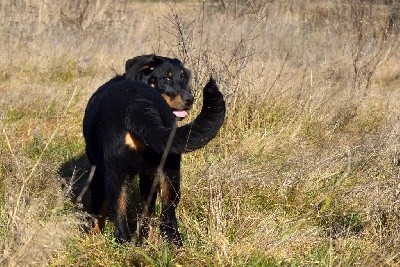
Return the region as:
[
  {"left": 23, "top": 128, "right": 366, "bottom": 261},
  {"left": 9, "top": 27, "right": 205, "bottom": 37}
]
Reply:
[{"left": 1, "top": 0, "right": 400, "bottom": 266}]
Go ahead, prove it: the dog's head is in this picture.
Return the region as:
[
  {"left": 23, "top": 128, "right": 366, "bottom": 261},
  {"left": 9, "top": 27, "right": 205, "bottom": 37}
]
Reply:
[{"left": 125, "top": 54, "right": 194, "bottom": 119}]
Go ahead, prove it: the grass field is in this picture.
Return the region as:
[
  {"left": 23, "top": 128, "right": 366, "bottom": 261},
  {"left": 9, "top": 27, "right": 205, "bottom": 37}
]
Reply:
[{"left": 1, "top": 0, "right": 400, "bottom": 266}]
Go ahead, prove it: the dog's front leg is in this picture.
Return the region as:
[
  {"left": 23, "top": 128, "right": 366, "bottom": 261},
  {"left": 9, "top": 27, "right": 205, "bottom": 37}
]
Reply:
[{"left": 159, "top": 157, "right": 183, "bottom": 247}]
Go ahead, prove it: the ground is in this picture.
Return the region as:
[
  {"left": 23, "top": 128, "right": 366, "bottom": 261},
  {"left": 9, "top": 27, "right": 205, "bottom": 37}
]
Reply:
[{"left": 1, "top": 1, "right": 400, "bottom": 266}]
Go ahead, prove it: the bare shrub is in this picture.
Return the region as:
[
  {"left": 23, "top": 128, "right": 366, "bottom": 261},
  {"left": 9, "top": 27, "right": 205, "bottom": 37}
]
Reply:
[
  {"left": 60, "top": 0, "right": 128, "bottom": 33},
  {"left": 0, "top": 0, "right": 128, "bottom": 42},
  {"left": 334, "top": 1, "right": 400, "bottom": 95}
]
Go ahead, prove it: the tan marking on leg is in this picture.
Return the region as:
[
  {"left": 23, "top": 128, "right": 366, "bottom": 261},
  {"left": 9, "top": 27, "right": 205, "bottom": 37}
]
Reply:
[
  {"left": 92, "top": 219, "right": 102, "bottom": 234},
  {"left": 159, "top": 175, "right": 171, "bottom": 203},
  {"left": 148, "top": 224, "right": 155, "bottom": 240},
  {"left": 92, "top": 201, "right": 106, "bottom": 234},
  {"left": 116, "top": 184, "right": 128, "bottom": 220},
  {"left": 125, "top": 133, "right": 145, "bottom": 151}
]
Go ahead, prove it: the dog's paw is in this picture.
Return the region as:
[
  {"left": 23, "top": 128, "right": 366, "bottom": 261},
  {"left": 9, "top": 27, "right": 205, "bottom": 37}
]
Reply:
[
  {"left": 115, "top": 225, "right": 132, "bottom": 243},
  {"left": 203, "top": 76, "right": 220, "bottom": 95}
]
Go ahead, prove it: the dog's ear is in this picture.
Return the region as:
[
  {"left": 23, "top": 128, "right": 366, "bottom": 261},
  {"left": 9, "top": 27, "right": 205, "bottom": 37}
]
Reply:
[{"left": 125, "top": 55, "right": 164, "bottom": 80}]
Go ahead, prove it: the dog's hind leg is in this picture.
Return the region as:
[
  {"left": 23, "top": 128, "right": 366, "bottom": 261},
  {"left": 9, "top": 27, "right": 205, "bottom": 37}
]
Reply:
[
  {"left": 137, "top": 171, "right": 157, "bottom": 245},
  {"left": 104, "top": 165, "right": 132, "bottom": 243},
  {"left": 159, "top": 155, "right": 183, "bottom": 247},
  {"left": 90, "top": 165, "right": 106, "bottom": 233}
]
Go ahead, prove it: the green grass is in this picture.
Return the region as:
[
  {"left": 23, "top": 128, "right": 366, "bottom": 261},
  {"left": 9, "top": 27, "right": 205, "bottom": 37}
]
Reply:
[{"left": 1, "top": 0, "right": 400, "bottom": 266}]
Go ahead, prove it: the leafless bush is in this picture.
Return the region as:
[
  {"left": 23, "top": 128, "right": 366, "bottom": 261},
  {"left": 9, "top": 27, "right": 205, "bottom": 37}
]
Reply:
[
  {"left": 160, "top": 2, "right": 272, "bottom": 108},
  {"left": 330, "top": 0, "right": 400, "bottom": 96},
  {"left": 348, "top": 1, "right": 399, "bottom": 95},
  {"left": 0, "top": 0, "right": 128, "bottom": 43},
  {"left": 60, "top": 0, "right": 128, "bottom": 33}
]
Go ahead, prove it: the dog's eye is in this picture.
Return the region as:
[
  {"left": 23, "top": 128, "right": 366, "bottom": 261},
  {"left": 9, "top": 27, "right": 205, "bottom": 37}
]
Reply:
[
  {"left": 165, "top": 91, "right": 177, "bottom": 98},
  {"left": 180, "top": 72, "right": 187, "bottom": 81},
  {"left": 164, "top": 76, "right": 172, "bottom": 82}
]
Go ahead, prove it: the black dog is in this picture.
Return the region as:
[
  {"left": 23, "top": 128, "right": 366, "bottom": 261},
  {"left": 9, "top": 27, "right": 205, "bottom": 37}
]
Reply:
[{"left": 83, "top": 55, "right": 225, "bottom": 246}]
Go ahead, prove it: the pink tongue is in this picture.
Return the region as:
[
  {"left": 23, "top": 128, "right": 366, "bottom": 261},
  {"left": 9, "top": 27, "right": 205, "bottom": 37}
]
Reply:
[{"left": 173, "top": 110, "right": 188, "bottom": 118}]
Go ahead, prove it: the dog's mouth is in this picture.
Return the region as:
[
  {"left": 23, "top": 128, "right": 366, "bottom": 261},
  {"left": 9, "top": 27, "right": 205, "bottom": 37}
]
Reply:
[
  {"left": 172, "top": 106, "right": 192, "bottom": 119},
  {"left": 173, "top": 110, "right": 188, "bottom": 118}
]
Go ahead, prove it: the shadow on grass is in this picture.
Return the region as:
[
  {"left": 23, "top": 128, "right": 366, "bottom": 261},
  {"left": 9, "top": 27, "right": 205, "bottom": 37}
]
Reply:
[
  {"left": 58, "top": 153, "right": 92, "bottom": 212},
  {"left": 58, "top": 153, "right": 140, "bottom": 233}
]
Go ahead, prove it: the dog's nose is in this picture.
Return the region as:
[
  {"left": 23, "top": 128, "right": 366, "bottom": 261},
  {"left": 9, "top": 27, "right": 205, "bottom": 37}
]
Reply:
[{"left": 184, "top": 95, "right": 194, "bottom": 106}]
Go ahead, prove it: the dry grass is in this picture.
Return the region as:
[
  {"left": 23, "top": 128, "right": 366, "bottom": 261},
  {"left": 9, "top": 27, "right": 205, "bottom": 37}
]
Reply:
[{"left": 1, "top": 0, "right": 400, "bottom": 266}]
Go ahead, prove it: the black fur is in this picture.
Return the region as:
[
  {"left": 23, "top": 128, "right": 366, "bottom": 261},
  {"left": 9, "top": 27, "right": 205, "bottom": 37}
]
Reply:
[{"left": 83, "top": 55, "right": 225, "bottom": 246}]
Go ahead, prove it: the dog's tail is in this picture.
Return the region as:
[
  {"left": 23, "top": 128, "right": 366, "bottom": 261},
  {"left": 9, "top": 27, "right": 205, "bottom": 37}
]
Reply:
[
  {"left": 171, "top": 77, "right": 225, "bottom": 153},
  {"left": 127, "top": 78, "right": 225, "bottom": 154}
]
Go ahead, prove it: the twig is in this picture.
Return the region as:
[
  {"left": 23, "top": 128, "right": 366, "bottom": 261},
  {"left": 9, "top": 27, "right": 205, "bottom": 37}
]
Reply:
[
  {"left": 262, "top": 52, "right": 289, "bottom": 102},
  {"left": 76, "top": 165, "right": 96, "bottom": 205},
  {"left": 138, "top": 118, "right": 178, "bottom": 234}
]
